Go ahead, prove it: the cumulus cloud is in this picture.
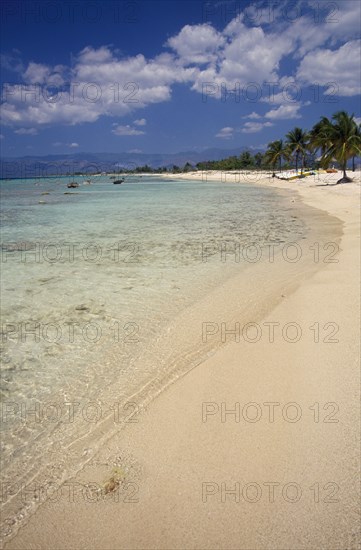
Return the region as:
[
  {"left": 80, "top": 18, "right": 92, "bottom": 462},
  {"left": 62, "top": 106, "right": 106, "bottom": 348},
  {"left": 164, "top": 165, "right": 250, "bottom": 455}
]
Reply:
[
  {"left": 23, "top": 63, "right": 50, "bottom": 84},
  {"left": 1, "top": 1, "right": 359, "bottom": 131},
  {"left": 23, "top": 62, "right": 67, "bottom": 87},
  {"left": 77, "top": 46, "right": 114, "bottom": 65},
  {"left": 191, "top": 23, "right": 292, "bottom": 95},
  {"left": 241, "top": 121, "right": 273, "bottom": 133},
  {"left": 265, "top": 103, "right": 302, "bottom": 119},
  {"left": 296, "top": 40, "right": 361, "bottom": 96},
  {"left": 215, "top": 127, "right": 234, "bottom": 139},
  {"left": 1, "top": 47, "right": 196, "bottom": 127},
  {"left": 266, "top": 0, "right": 360, "bottom": 58},
  {"left": 167, "top": 24, "right": 225, "bottom": 64},
  {"left": 243, "top": 112, "right": 262, "bottom": 119},
  {"left": 260, "top": 89, "right": 302, "bottom": 105},
  {"left": 112, "top": 124, "right": 145, "bottom": 136}
]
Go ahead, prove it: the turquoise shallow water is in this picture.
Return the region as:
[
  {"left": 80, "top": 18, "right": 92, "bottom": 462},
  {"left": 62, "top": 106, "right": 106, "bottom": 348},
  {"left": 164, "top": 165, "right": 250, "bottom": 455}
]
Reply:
[{"left": 0, "top": 174, "right": 307, "bottom": 539}]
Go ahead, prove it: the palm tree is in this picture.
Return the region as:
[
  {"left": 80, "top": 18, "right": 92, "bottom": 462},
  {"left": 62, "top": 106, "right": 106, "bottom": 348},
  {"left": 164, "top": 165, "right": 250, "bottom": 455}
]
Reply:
[
  {"left": 352, "top": 124, "right": 361, "bottom": 172},
  {"left": 286, "top": 127, "right": 310, "bottom": 175},
  {"left": 310, "top": 116, "right": 332, "bottom": 158},
  {"left": 264, "top": 140, "right": 287, "bottom": 177},
  {"left": 314, "top": 111, "right": 361, "bottom": 183}
]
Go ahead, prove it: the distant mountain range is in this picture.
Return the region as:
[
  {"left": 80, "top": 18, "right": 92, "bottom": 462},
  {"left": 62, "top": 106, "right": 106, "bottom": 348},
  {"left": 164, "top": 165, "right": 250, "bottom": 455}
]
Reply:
[{"left": 0, "top": 147, "right": 262, "bottom": 179}]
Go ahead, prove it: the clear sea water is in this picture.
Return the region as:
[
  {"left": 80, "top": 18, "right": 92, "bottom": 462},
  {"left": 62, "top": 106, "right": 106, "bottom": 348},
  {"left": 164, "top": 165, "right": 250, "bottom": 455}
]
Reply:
[{"left": 0, "top": 174, "right": 308, "bottom": 539}]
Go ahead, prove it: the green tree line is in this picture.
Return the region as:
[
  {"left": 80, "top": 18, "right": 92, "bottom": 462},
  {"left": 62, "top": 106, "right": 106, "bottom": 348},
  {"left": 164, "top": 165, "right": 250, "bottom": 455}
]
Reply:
[
  {"left": 264, "top": 111, "right": 361, "bottom": 183},
  {"left": 197, "top": 111, "right": 360, "bottom": 184},
  {"left": 124, "top": 112, "right": 360, "bottom": 183}
]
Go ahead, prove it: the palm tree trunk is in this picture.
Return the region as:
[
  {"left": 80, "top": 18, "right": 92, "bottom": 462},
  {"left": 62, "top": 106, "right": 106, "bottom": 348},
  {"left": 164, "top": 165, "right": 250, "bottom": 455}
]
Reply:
[
  {"left": 337, "top": 161, "right": 352, "bottom": 184},
  {"left": 295, "top": 153, "right": 298, "bottom": 173},
  {"left": 352, "top": 156, "right": 355, "bottom": 172}
]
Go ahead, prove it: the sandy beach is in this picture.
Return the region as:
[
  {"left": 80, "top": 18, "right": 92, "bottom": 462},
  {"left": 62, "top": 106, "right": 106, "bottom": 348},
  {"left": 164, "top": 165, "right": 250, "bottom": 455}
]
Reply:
[{"left": 4, "top": 171, "right": 360, "bottom": 550}]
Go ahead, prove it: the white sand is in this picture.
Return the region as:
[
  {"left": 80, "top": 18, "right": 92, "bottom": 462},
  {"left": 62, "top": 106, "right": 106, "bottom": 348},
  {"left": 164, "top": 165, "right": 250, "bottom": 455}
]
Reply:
[{"left": 4, "top": 171, "right": 360, "bottom": 550}]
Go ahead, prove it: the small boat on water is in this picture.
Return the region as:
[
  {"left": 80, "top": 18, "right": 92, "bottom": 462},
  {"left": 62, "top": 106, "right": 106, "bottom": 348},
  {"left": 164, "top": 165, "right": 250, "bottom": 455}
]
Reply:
[
  {"left": 83, "top": 180, "right": 92, "bottom": 185},
  {"left": 67, "top": 182, "right": 79, "bottom": 188},
  {"left": 113, "top": 178, "right": 124, "bottom": 184}
]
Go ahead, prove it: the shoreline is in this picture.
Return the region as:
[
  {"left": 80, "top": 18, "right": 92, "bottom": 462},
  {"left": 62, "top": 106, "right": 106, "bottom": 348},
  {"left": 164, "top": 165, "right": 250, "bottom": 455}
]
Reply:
[{"left": 4, "top": 171, "right": 360, "bottom": 549}]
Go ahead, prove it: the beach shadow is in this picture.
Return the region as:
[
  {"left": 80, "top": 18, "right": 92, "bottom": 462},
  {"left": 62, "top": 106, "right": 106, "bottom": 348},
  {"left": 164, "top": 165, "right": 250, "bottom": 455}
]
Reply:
[
  {"left": 314, "top": 180, "right": 358, "bottom": 187},
  {"left": 314, "top": 182, "right": 346, "bottom": 187}
]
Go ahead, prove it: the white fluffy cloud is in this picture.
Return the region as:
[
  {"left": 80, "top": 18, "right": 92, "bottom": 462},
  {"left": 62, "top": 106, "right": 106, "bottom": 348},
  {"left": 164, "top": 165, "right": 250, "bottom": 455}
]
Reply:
[
  {"left": 1, "top": 1, "right": 359, "bottom": 131},
  {"left": 112, "top": 125, "right": 145, "bottom": 136},
  {"left": 167, "top": 24, "right": 225, "bottom": 64},
  {"left": 23, "top": 62, "right": 67, "bottom": 86},
  {"left": 265, "top": 103, "right": 302, "bottom": 120},
  {"left": 191, "top": 23, "right": 292, "bottom": 96},
  {"left": 296, "top": 40, "right": 361, "bottom": 96},
  {"left": 241, "top": 121, "right": 273, "bottom": 133},
  {"left": 244, "top": 112, "right": 262, "bottom": 120},
  {"left": 23, "top": 63, "right": 50, "bottom": 84},
  {"left": 216, "top": 120, "right": 274, "bottom": 136},
  {"left": 1, "top": 48, "right": 195, "bottom": 128},
  {"left": 267, "top": 0, "right": 360, "bottom": 58},
  {"left": 215, "top": 127, "right": 234, "bottom": 139}
]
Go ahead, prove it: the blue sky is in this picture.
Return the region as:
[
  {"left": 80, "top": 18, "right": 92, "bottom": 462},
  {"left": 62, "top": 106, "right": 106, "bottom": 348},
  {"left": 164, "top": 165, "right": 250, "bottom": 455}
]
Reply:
[{"left": 1, "top": 0, "right": 360, "bottom": 157}]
